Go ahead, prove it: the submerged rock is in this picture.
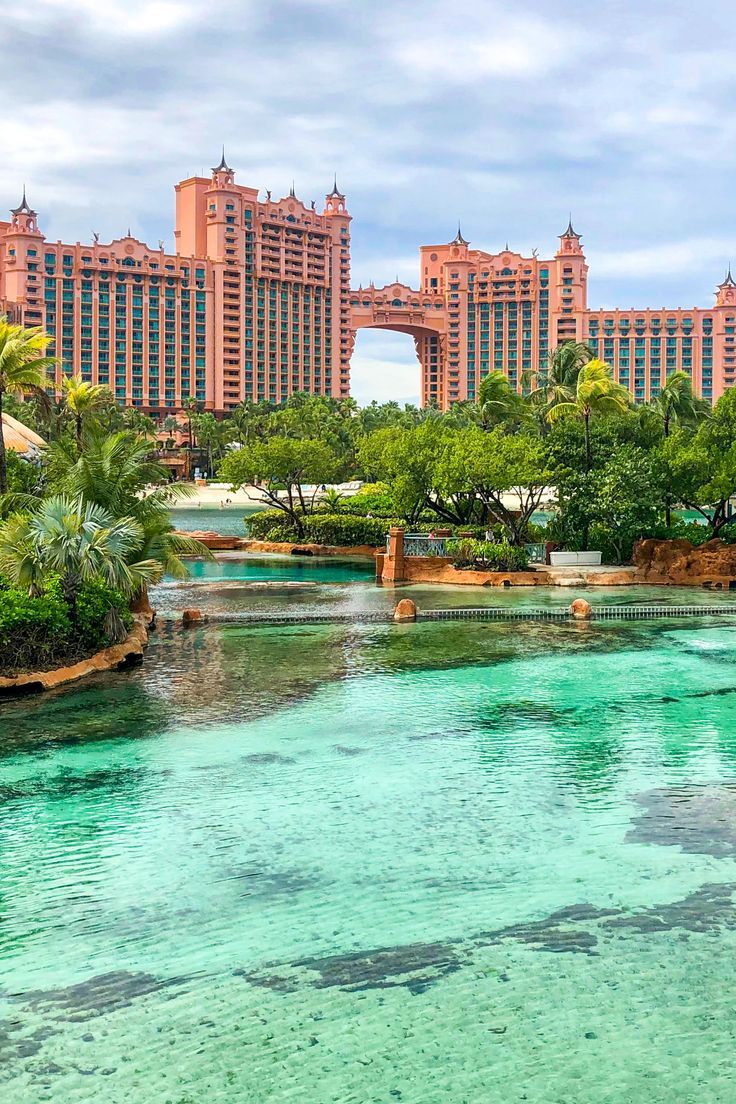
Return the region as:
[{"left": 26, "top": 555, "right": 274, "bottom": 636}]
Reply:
[{"left": 628, "top": 783, "right": 736, "bottom": 857}]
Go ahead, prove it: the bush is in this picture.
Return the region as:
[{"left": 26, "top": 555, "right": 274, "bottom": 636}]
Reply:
[
  {"left": 72, "top": 580, "right": 132, "bottom": 653},
  {"left": 245, "top": 509, "right": 297, "bottom": 541},
  {"left": 0, "top": 581, "right": 72, "bottom": 673},
  {"left": 303, "top": 514, "right": 393, "bottom": 546},
  {"left": 0, "top": 578, "right": 133, "bottom": 676},
  {"left": 246, "top": 509, "right": 396, "bottom": 546},
  {"left": 445, "top": 539, "right": 529, "bottom": 572},
  {"left": 339, "top": 483, "right": 402, "bottom": 519}
]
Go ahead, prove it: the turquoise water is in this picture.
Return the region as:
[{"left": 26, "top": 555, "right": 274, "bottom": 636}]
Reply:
[
  {"left": 182, "top": 554, "right": 374, "bottom": 586},
  {"left": 3, "top": 607, "right": 736, "bottom": 1100},
  {"left": 171, "top": 506, "right": 262, "bottom": 536}
]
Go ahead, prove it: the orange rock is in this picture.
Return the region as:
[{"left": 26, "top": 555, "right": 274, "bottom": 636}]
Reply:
[
  {"left": 633, "top": 537, "right": 736, "bottom": 586},
  {"left": 394, "top": 598, "right": 417, "bottom": 622},
  {"left": 570, "top": 598, "right": 593, "bottom": 620},
  {"left": 182, "top": 609, "right": 206, "bottom": 625}
]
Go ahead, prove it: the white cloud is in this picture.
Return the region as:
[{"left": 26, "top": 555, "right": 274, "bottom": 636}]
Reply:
[
  {"left": 592, "top": 238, "right": 736, "bottom": 280},
  {"left": 17, "top": 0, "right": 202, "bottom": 36}
]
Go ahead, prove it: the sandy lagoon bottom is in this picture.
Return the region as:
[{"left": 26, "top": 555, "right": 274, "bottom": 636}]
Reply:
[{"left": 2, "top": 595, "right": 736, "bottom": 1102}]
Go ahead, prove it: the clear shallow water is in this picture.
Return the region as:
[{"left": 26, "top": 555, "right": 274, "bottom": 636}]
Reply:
[
  {"left": 182, "top": 554, "right": 375, "bottom": 586},
  {"left": 171, "top": 505, "right": 262, "bottom": 536},
  {"left": 3, "top": 611, "right": 736, "bottom": 1101}
]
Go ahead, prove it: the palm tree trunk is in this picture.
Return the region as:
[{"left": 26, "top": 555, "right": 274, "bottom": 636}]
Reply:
[
  {"left": 0, "top": 389, "right": 6, "bottom": 496},
  {"left": 76, "top": 412, "right": 83, "bottom": 455},
  {"left": 584, "top": 411, "right": 592, "bottom": 472}
]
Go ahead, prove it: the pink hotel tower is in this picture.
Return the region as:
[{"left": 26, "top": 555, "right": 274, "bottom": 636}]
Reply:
[{"left": 0, "top": 155, "right": 734, "bottom": 412}]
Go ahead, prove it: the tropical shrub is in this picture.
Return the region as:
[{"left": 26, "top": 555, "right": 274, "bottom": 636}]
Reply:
[
  {"left": 301, "top": 514, "right": 392, "bottom": 546},
  {"left": 445, "top": 539, "right": 529, "bottom": 571},
  {"left": 246, "top": 509, "right": 395, "bottom": 546},
  {"left": 0, "top": 576, "right": 132, "bottom": 675}
]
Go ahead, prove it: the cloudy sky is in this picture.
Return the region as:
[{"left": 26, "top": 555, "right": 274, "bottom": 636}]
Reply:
[{"left": 2, "top": 0, "right": 735, "bottom": 404}]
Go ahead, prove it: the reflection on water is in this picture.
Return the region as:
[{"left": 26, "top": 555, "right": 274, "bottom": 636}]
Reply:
[{"left": 2, "top": 605, "right": 736, "bottom": 1101}]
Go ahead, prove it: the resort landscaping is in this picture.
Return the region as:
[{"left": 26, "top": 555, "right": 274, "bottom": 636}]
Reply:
[{"left": 4, "top": 334, "right": 736, "bottom": 691}]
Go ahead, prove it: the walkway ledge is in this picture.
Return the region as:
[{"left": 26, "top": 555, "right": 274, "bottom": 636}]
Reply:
[{"left": 0, "top": 616, "right": 150, "bottom": 699}]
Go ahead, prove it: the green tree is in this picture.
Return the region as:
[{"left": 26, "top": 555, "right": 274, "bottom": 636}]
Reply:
[
  {"left": 219, "top": 437, "right": 339, "bottom": 536},
  {"left": 357, "top": 423, "right": 450, "bottom": 525},
  {"left": 650, "top": 370, "right": 709, "bottom": 438},
  {"left": 192, "top": 411, "right": 225, "bottom": 476},
  {"left": 0, "top": 318, "right": 56, "bottom": 494},
  {"left": 433, "top": 427, "right": 552, "bottom": 543},
  {"left": 658, "top": 390, "right": 736, "bottom": 538},
  {"left": 181, "top": 396, "right": 200, "bottom": 478},
  {"left": 546, "top": 359, "right": 631, "bottom": 471},
  {"left": 62, "top": 374, "right": 113, "bottom": 454},
  {"left": 590, "top": 446, "right": 662, "bottom": 563}
]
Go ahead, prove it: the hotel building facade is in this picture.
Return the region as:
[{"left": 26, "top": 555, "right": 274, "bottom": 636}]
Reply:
[
  {"left": 0, "top": 158, "right": 734, "bottom": 412},
  {"left": 0, "top": 155, "right": 352, "bottom": 412}
]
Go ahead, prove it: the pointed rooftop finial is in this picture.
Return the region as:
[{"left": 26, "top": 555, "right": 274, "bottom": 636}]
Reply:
[
  {"left": 212, "top": 146, "right": 231, "bottom": 174},
  {"left": 329, "top": 173, "right": 342, "bottom": 197},
  {"left": 505, "top": 241, "right": 509, "bottom": 252},
  {"left": 452, "top": 223, "right": 469, "bottom": 246},
  {"left": 721, "top": 263, "right": 736, "bottom": 289},
  {"left": 127, "top": 226, "right": 131, "bottom": 238},
  {"left": 11, "top": 185, "right": 33, "bottom": 216},
  {"left": 562, "top": 213, "right": 580, "bottom": 239},
  {"left": 289, "top": 180, "right": 296, "bottom": 198}
]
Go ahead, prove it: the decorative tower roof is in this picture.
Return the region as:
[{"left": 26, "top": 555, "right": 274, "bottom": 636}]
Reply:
[
  {"left": 451, "top": 224, "right": 469, "bottom": 246},
  {"left": 328, "top": 174, "right": 343, "bottom": 198},
  {"left": 719, "top": 265, "right": 736, "bottom": 290},
  {"left": 212, "top": 146, "right": 231, "bottom": 174},
  {"left": 289, "top": 181, "right": 296, "bottom": 198},
  {"left": 11, "top": 187, "right": 34, "bottom": 216},
  {"left": 560, "top": 215, "right": 581, "bottom": 240}
]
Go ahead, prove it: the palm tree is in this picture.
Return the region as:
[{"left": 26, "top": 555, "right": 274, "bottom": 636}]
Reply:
[
  {"left": 477, "top": 370, "right": 524, "bottom": 429},
  {"left": 546, "top": 359, "right": 631, "bottom": 471},
  {"left": 0, "top": 317, "right": 56, "bottom": 494},
  {"left": 650, "top": 370, "right": 709, "bottom": 438},
  {"left": 649, "top": 370, "right": 710, "bottom": 526},
  {"left": 181, "top": 396, "right": 200, "bottom": 478},
  {"left": 525, "top": 341, "right": 593, "bottom": 431},
  {"left": 50, "top": 429, "right": 211, "bottom": 579},
  {"left": 0, "top": 495, "right": 161, "bottom": 639},
  {"left": 62, "top": 374, "right": 112, "bottom": 454}
]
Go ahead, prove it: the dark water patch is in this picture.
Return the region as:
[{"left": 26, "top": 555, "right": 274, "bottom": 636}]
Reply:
[
  {"left": 0, "top": 1020, "right": 58, "bottom": 1066},
  {"left": 628, "top": 783, "right": 736, "bottom": 857},
  {"left": 221, "top": 867, "right": 319, "bottom": 897},
  {"left": 0, "top": 766, "right": 148, "bottom": 806},
  {"left": 240, "top": 752, "right": 295, "bottom": 766},
  {"left": 480, "top": 904, "right": 618, "bottom": 956},
  {"left": 603, "top": 883, "right": 736, "bottom": 934},
  {"left": 241, "top": 940, "right": 463, "bottom": 995},
  {"left": 333, "top": 745, "right": 365, "bottom": 756},
  {"left": 477, "top": 700, "right": 580, "bottom": 730},
  {"left": 15, "top": 970, "right": 192, "bottom": 1021}
]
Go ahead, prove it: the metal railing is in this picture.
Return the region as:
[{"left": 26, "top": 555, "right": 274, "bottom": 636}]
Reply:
[{"left": 403, "top": 534, "right": 448, "bottom": 557}]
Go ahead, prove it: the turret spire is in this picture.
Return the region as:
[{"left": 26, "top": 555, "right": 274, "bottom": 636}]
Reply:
[
  {"left": 212, "top": 146, "right": 231, "bottom": 174},
  {"left": 329, "top": 174, "right": 343, "bottom": 198},
  {"left": 451, "top": 223, "right": 469, "bottom": 246},
  {"left": 562, "top": 214, "right": 580, "bottom": 239},
  {"left": 720, "top": 264, "right": 736, "bottom": 289},
  {"left": 11, "top": 186, "right": 33, "bottom": 216}
]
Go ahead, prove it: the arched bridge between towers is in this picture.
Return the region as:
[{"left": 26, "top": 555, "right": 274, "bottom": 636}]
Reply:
[{"left": 348, "top": 282, "right": 448, "bottom": 405}]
